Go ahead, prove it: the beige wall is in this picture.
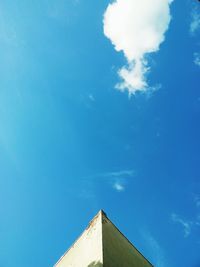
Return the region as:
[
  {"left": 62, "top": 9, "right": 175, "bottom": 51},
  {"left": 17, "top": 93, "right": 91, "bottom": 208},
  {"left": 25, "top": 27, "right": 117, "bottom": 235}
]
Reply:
[{"left": 54, "top": 212, "right": 103, "bottom": 267}]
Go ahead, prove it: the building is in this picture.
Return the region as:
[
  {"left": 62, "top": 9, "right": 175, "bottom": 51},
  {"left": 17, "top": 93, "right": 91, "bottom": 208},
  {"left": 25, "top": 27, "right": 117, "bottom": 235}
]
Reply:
[{"left": 54, "top": 210, "right": 153, "bottom": 267}]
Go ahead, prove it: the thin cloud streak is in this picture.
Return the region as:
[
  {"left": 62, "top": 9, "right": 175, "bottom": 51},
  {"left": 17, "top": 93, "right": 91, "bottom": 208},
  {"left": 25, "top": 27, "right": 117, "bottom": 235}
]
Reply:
[
  {"left": 171, "top": 213, "right": 192, "bottom": 238},
  {"left": 142, "top": 231, "right": 167, "bottom": 267},
  {"left": 101, "top": 169, "right": 135, "bottom": 178},
  {"left": 171, "top": 195, "right": 200, "bottom": 239}
]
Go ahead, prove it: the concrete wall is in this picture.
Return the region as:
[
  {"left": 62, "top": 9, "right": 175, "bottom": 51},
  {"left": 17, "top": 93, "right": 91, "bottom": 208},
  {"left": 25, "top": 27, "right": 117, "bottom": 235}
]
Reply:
[
  {"left": 102, "top": 215, "right": 153, "bottom": 267},
  {"left": 54, "top": 212, "right": 103, "bottom": 267}
]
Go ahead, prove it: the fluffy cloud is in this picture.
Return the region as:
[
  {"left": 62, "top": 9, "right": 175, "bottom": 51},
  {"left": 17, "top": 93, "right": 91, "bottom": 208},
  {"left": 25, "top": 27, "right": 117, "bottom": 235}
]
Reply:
[{"left": 103, "top": 0, "right": 173, "bottom": 95}]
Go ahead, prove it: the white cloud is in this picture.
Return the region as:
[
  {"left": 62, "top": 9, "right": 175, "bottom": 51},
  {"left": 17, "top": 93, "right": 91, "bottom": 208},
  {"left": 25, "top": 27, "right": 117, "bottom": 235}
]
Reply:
[
  {"left": 113, "top": 181, "right": 125, "bottom": 192},
  {"left": 171, "top": 196, "right": 200, "bottom": 240},
  {"left": 194, "top": 52, "right": 200, "bottom": 67},
  {"left": 103, "top": 0, "right": 173, "bottom": 95},
  {"left": 190, "top": 6, "right": 200, "bottom": 35},
  {"left": 88, "top": 94, "right": 95, "bottom": 102},
  {"left": 189, "top": 4, "right": 200, "bottom": 67},
  {"left": 171, "top": 213, "right": 192, "bottom": 238},
  {"left": 101, "top": 169, "right": 135, "bottom": 192},
  {"left": 82, "top": 169, "right": 135, "bottom": 194}
]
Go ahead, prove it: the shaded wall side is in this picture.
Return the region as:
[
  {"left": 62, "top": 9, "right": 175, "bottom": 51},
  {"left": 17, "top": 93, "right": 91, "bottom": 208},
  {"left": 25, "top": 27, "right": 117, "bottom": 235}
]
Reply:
[{"left": 102, "top": 216, "right": 153, "bottom": 267}]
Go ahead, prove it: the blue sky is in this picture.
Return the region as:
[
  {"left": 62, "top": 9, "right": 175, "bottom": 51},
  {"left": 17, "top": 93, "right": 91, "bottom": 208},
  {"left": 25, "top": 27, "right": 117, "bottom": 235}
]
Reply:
[{"left": 0, "top": 0, "right": 200, "bottom": 266}]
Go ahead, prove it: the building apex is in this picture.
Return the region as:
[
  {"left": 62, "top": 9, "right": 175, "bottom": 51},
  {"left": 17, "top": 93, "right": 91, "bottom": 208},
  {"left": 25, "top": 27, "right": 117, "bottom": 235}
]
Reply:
[
  {"left": 54, "top": 211, "right": 153, "bottom": 267},
  {"left": 98, "top": 209, "right": 107, "bottom": 217}
]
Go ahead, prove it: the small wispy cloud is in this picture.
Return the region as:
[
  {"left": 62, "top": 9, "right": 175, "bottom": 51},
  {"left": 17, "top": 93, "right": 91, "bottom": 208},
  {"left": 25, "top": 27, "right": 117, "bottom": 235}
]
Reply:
[
  {"left": 189, "top": 4, "right": 200, "bottom": 67},
  {"left": 81, "top": 169, "right": 135, "bottom": 194},
  {"left": 101, "top": 169, "right": 135, "bottom": 193},
  {"left": 194, "top": 194, "right": 200, "bottom": 208},
  {"left": 88, "top": 94, "right": 95, "bottom": 102},
  {"left": 171, "top": 194, "right": 200, "bottom": 240},
  {"left": 103, "top": 0, "right": 173, "bottom": 95},
  {"left": 194, "top": 52, "right": 200, "bottom": 67},
  {"left": 171, "top": 213, "right": 192, "bottom": 238},
  {"left": 190, "top": 6, "right": 200, "bottom": 35},
  {"left": 142, "top": 231, "right": 167, "bottom": 267},
  {"left": 113, "top": 181, "right": 125, "bottom": 192}
]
